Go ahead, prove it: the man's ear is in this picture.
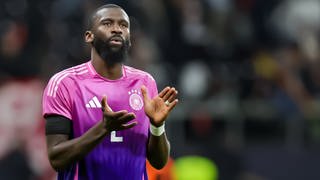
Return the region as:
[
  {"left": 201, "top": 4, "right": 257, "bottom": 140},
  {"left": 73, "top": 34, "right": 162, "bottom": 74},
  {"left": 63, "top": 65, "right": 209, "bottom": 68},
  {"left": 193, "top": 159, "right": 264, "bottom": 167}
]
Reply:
[{"left": 85, "top": 31, "right": 94, "bottom": 43}]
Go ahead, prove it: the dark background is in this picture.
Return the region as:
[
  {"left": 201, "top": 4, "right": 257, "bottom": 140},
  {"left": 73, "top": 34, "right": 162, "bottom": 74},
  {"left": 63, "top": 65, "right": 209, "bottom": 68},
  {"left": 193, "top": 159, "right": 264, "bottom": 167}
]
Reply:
[{"left": 1, "top": 0, "right": 320, "bottom": 179}]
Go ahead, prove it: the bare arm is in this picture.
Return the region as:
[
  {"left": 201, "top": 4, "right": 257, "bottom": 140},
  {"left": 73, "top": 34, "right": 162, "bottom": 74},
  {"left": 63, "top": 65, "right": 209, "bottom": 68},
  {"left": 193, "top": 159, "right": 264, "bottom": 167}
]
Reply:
[
  {"left": 141, "top": 86, "right": 178, "bottom": 169},
  {"left": 46, "top": 96, "right": 137, "bottom": 171},
  {"left": 147, "top": 131, "right": 171, "bottom": 169},
  {"left": 46, "top": 120, "right": 108, "bottom": 171}
]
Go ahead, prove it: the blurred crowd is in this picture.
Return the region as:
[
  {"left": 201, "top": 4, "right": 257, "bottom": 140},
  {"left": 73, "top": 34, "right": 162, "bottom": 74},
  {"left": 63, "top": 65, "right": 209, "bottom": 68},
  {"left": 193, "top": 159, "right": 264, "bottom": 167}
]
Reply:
[{"left": 1, "top": 0, "right": 320, "bottom": 179}]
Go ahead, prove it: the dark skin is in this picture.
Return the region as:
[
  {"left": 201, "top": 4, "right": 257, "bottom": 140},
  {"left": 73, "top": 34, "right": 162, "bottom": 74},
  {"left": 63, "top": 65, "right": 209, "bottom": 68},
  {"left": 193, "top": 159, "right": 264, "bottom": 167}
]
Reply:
[{"left": 46, "top": 7, "right": 178, "bottom": 171}]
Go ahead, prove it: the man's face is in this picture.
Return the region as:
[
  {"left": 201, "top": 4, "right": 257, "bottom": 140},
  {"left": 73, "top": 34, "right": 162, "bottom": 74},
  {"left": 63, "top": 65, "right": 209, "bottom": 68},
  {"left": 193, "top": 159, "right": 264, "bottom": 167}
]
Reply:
[{"left": 91, "top": 8, "right": 131, "bottom": 64}]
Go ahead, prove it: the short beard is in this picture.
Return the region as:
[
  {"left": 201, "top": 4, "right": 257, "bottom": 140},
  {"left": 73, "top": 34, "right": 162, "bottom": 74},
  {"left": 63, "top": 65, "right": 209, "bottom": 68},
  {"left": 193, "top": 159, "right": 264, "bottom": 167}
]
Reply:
[{"left": 93, "top": 36, "right": 130, "bottom": 65}]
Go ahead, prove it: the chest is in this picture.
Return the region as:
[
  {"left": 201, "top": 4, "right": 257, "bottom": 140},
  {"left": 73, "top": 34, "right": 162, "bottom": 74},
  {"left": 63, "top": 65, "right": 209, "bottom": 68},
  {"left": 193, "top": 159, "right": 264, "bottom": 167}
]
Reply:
[
  {"left": 79, "top": 78, "right": 144, "bottom": 109},
  {"left": 71, "top": 78, "right": 148, "bottom": 132}
]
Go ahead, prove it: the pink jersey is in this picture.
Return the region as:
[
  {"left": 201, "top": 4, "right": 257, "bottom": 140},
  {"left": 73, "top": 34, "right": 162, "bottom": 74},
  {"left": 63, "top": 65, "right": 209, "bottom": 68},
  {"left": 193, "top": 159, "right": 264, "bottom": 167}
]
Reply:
[{"left": 42, "top": 60, "right": 158, "bottom": 180}]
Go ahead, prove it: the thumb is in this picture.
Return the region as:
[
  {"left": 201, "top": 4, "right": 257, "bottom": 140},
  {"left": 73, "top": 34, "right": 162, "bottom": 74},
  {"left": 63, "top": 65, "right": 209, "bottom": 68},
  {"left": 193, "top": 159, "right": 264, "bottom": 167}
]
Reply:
[
  {"left": 101, "top": 95, "right": 113, "bottom": 112},
  {"left": 141, "top": 85, "right": 150, "bottom": 102}
]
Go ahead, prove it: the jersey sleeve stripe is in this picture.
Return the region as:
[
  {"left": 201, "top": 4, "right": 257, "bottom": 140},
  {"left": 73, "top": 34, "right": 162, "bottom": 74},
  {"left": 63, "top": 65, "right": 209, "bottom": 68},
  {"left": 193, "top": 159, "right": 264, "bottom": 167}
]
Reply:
[
  {"left": 51, "top": 72, "right": 71, "bottom": 97},
  {"left": 125, "top": 66, "right": 155, "bottom": 81},
  {"left": 47, "top": 71, "right": 67, "bottom": 96},
  {"left": 48, "top": 70, "right": 72, "bottom": 96},
  {"left": 47, "top": 64, "right": 87, "bottom": 96},
  {"left": 122, "top": 65, "right": 126, "bottom": 78},
  {"left": 47, "top": 67, "right": 88, "bottom": 97},
  {"left": 50, "top": 69, "right": 88, "bottom": 97},
  {"left": 87, "top": 61, "right": 95, "bottom": 75},
  {"left": 47, "top": 65, "right": 87, "bottom": 95}
]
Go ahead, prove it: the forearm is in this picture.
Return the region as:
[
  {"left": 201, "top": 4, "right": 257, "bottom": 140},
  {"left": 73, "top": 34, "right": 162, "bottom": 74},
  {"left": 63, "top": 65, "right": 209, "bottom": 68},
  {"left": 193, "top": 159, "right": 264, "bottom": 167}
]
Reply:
[
  {"left": 47, "top": 120, "right": 108, "bottom": 171},
  {"left": 147, "top": 132, "right": 170, "bottom": 169}
]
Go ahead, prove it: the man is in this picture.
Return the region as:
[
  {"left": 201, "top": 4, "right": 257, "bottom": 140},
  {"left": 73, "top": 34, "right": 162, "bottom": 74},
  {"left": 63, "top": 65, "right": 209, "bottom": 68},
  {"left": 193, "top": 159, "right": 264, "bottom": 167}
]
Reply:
[{"left": 42, "top": 4, "right": 178, "bottom": 180}]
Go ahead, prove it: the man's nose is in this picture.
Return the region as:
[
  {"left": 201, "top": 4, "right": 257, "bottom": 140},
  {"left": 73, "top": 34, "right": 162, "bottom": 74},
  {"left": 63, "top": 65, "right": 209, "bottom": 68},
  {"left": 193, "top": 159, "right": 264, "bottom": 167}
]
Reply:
[{"left": 111, "top": 25, "right": 122, "bottom": 34}]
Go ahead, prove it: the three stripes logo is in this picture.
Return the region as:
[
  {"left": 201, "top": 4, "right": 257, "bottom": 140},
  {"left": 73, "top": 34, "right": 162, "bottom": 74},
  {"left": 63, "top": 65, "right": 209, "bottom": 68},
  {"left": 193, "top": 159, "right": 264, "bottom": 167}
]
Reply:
[{"left": 85, "top": 96, "right": 101, "bottom": 108}]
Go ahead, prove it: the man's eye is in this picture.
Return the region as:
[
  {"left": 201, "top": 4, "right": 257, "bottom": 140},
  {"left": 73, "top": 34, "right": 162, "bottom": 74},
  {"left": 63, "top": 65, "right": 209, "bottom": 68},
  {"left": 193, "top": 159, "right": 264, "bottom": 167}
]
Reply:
[
  {"left": 103, "top": 22, "right": 111, "bottom": 26},
  {"left": 120, "top": 24, "right": 128, "bottom": 28}
]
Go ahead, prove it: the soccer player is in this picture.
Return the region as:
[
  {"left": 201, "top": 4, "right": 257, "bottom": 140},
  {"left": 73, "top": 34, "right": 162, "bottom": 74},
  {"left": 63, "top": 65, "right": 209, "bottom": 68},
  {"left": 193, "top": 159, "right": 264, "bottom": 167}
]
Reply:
[{"left": 42, "top": 4, "right": 178, "bottom": 180}]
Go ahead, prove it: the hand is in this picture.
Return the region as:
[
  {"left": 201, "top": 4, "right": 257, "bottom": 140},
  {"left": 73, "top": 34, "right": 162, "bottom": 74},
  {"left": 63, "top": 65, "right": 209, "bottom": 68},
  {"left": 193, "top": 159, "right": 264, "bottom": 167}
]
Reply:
[
  {"left": 101, "top": 96, "right": 137, "bottom": 133},
  {"left": 141, "top": 86, "right": 178, "bottom": 127}
]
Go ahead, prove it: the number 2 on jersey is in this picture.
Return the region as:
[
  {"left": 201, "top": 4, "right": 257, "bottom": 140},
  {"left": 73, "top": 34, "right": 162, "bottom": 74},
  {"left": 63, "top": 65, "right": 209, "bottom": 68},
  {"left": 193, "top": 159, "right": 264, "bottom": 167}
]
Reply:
[{"left": 111, "top": 131, "right": 123, "bottom": 142}]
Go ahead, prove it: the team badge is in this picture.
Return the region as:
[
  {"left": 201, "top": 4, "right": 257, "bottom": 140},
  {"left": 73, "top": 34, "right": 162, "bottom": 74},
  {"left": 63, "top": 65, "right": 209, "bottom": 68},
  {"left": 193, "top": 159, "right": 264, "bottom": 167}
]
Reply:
[{"left": 128, "top": 89, "right": 144, "bottom": 111}]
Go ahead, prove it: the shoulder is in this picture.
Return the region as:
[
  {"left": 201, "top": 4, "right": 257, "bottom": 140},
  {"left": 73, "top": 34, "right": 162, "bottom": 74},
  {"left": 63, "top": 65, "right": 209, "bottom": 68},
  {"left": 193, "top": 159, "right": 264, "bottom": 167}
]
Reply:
[
  {"left": 124, "top": 65, "right": 156, "bottom": 82},
  {"left": 48, "top": 63, "right": 88, "bottom": 84},
  {"left": 45, "top": 62, "right": 89, "bottom": 96}
]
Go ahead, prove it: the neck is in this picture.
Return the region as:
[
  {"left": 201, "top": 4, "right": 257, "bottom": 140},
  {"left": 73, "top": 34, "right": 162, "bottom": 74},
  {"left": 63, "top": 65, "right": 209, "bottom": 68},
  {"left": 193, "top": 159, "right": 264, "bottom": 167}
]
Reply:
[{"left": 91, "top": 49, "right": 123, "bottom": 80}]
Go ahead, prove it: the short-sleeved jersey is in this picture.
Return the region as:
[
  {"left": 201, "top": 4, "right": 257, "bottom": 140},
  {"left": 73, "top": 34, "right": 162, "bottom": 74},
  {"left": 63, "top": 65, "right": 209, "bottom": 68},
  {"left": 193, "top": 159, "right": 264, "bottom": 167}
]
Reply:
[{"left": 42, "top": 60, "right": 158, "bottom": 180}]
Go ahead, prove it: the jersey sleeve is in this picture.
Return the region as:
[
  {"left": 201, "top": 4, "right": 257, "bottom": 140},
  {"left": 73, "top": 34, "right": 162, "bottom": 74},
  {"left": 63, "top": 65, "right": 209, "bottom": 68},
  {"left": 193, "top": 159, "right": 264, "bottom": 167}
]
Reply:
[
  {"left": 42, "top": 77, "right": 73, "bottom": 120},
  {"left": 146, "top": 74, "right": 158, "bottom": 98}
]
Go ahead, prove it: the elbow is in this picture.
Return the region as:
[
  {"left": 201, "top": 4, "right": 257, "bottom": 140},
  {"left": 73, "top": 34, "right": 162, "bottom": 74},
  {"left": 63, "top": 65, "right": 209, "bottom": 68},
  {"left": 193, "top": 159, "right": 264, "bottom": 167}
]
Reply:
[
  {"left": 49, "top": 158, "right": 65, "bottom": 172},
  {"left": 149, "top": 157, "right": 168, "bottom": 170},
  {"left": 152, "top": 163, "right": 166, "bottom": 170},
  {"left": 48, "top": 153, "right": 69, "bottom": 172},
  {"left": 147, "top": 141, "right": 170, "bottom": 170}
]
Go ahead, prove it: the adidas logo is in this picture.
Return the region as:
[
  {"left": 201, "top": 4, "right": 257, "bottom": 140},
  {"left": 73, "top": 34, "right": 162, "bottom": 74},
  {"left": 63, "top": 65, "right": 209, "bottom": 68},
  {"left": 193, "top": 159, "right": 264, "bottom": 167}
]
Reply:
[{"left": 85, "top": 96, "right": 101, "bottom": 108}]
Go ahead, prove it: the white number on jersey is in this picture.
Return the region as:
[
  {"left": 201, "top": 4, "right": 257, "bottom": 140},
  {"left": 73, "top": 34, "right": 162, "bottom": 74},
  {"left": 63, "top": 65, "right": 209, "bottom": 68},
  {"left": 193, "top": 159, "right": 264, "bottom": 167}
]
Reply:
[{"left": 110, "top": 131, "right": 123, "bottom": 142}]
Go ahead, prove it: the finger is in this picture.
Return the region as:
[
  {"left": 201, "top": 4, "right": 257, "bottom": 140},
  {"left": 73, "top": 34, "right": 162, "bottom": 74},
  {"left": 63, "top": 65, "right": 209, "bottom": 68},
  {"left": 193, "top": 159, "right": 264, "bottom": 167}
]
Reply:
[
  {"left": 120, "top": 121, "right": 138, "bottom": 129},
  {"left": 101, "top": 96, "right": 110, "bottom": 112},
  {"left": 167, "top": 99, "right": 179, "bottom": 112},
  {"left": 101, "top": 96, "right": 106, "bottom": 109},
  {"left": 158, "top": 86, "right": 170, "bottom": 98},
  {"left": 141, "top": 85, "right": 150, "bottom": 102},
  {"left": 162, "top": 88, "right": 176, "bottom": 101},
  {"left": 106, "top": 110, "right": 128, "bottom": 119},
  {"left": 101, "top": 95, "right": 108, "bottom": 112},
  {"left": 116, "top": 112, "right": 136, "bottom": 124},
  {"left": 167, "top": 90, "right": 178, "bottom": 103}
]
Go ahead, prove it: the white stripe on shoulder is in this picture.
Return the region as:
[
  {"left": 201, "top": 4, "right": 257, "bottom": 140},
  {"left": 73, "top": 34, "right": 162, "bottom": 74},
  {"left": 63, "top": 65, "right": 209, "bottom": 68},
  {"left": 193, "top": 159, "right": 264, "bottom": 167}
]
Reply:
[
  {"left": 125, "top": 66, "right": 155, "bottom": 81},
  {"left": 47, "top": 64, "right": 87, "bottom": 97},
  {"left": 47, "top": 65, "right": 87, "bottom": 96},
  {"left": 50, "top": 69, "right": 88, "bottom": 97},
  {"left": 87, "top": 61, "right": 95, "bottom": 74},
  {"left": 125, "top": 66, "right": 149, "bottom": 75},
  {"left": 47, "top": 71, "right": 70, "bottom": 96}
]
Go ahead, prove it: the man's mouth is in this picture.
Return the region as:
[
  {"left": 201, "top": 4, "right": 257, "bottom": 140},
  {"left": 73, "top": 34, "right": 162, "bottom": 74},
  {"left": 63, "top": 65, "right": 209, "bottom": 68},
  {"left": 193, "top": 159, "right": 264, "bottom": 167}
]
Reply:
[{"left": 109, "top": 36, "right": 123, "bottom": 45}]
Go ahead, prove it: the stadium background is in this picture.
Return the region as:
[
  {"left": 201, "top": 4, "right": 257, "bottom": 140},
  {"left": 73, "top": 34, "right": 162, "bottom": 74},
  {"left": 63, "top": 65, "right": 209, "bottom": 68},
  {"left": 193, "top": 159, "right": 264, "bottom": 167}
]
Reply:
[{"left": 0, "top": 0, "right": 320, "bottom": 179}]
